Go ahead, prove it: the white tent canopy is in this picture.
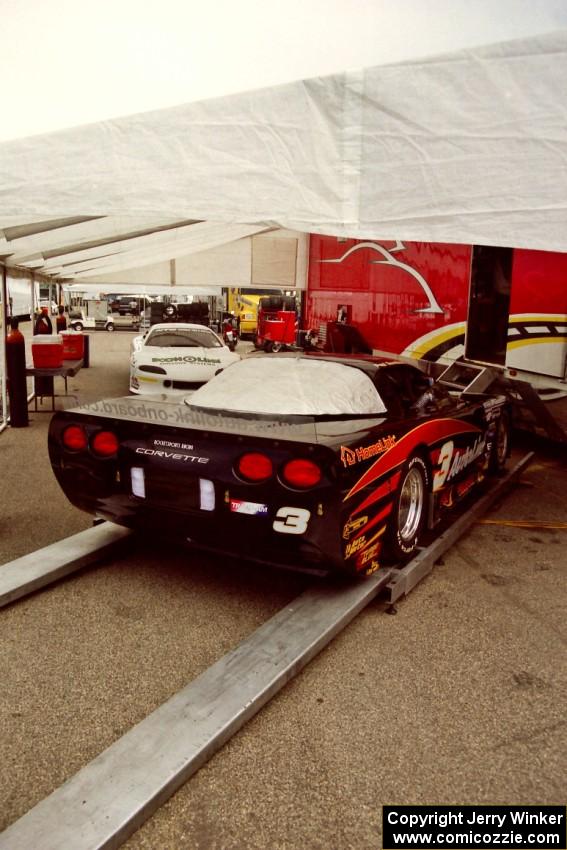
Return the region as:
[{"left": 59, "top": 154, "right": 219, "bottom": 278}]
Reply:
[{"left": 1, "top": 28, "right": 567, "bottom": 290}]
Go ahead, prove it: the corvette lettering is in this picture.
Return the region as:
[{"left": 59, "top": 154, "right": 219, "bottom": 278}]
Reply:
[
  {"left": 135, "top": 448, "right": 209, "bottom": 463},
  {"left": 151, "top": 355, "right": 221, "bottom": 365}
]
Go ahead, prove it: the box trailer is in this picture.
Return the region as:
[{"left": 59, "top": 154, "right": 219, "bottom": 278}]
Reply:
[{"left": 306, "top": 237, "right": 567, "bottom": 395}]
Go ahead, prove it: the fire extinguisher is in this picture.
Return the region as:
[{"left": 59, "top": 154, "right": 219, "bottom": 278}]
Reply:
[{"left": 6, "top": 318, "right": 29, "bottom": 427}]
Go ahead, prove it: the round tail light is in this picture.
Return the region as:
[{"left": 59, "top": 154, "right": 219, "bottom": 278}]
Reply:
[
  {"left": 62, "top": 424, "right": 88, "bottom": 452},
  {"left": 281, "top": 458, "right": 321, "bottom": 489},
  {"left": 237, "top": 452, "right": 273, "bottom": 482},
  {"left": 91, "top": 430, "right": 120, "bottom": 457}
]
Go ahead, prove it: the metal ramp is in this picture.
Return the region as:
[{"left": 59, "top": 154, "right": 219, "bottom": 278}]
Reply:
[
  {"left": 437, "top": 359, "right": 567, "bottom": 444},
  {"left": 500, "top": 378, "right": 567, "bottom": 443}
]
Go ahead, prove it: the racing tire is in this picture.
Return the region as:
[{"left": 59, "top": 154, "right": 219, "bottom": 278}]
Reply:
[
  {"left": 73, "top": 322, "right": 83, "bottom": 331},
  {"left": 162, "top": 304, "right": 178, "bottom": 320},
  {"left": 106, "top": 322, "right": 115, "bottom": 332},
  {"left": 489, "top": 410, "right": 510, "bottom": 474},
  {"left": 385, "top": 454, "right": 429, "bottom": 562}
]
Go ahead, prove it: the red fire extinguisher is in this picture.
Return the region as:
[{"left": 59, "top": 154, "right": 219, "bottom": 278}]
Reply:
[{"left": 6, "top": 318, "right": 29, "bottom": 427}]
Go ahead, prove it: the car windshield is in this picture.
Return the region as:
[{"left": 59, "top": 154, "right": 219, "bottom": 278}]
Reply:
[{"left": 145, "top": 328, "right": 222, "bottom": 349}]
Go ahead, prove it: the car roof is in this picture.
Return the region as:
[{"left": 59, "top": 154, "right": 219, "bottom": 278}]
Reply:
[
  {"left": 147, "top": 323, "right": 216, "bottom": 332},
  {"left": 297, "top": 352, "right": 422, "bottom": 380}
]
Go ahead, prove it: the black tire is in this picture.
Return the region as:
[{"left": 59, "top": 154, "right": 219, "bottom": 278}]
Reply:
[
  {"left": 489, "top": 410, "right": 510, "bottom": 473},
  {"left": 106, "top": 322, "right": 115, "bottom": 332},
  {"left": 264, "top": 341, "right": 274, "bottom": 352},
  {"left": 271, "top": 341, "right": 283, "bottom": 353},
  {"left": 73, "top": 322, "right": 83, "bottom": 331},
  {"left": 385, "top": 454, "right": 429, "bottom": 562}
]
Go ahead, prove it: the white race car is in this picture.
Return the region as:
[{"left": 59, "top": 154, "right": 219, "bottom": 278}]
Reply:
[{"left": 129, "top": 323, "right": 240, "bottom": 394}]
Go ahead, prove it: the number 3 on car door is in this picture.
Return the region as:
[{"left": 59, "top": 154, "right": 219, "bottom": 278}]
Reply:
[
  {"left": 433, "top": 440, "right": 454, "bottom": 491},
  {"left": 273, "top": 507, "right": 311, "bottom": 534}
]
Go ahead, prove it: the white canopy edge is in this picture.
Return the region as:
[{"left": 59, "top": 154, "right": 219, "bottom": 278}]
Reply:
[
  {"left": 62, "top": 283, "right": 223, "bottom": 297},
  {"left": 1, "top": 30, "right": 567, "bottom": 255}
]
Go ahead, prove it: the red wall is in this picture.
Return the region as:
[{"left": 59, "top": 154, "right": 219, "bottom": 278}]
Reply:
[
  {"left": 306, "top": 237, "right": 471, "bottom": 354},
  {"left": 510, "top": 248, "right": 567, "bottom": 315}
]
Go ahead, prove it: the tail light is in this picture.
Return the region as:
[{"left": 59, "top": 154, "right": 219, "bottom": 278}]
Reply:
[
  {"left": 281, "top": 458, "right": 321, "bottom": 489},
  {"left": 237, "top": 452, "right": 273, "bottom": 482},
  {"left": 62, "top": 424, "right": 88, "bottom": 452},
  {"left": 91, "top": 430, "right": 120, "bottom": 457}
]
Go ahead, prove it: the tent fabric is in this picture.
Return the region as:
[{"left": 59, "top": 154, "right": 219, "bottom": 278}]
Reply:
[{"left": 0, "top": 30, "right": 566, "bottom": 260}]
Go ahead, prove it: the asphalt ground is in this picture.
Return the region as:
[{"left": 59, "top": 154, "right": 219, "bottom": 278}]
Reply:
[{"left": 0, "top": 329, "right": 565, "bottom": 850}]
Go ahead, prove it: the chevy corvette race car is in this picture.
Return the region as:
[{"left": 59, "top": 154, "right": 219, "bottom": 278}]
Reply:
[
  {"left": 48, "top": 355, "right": 510, "bottom": 576},
  {"left": 129, "top": 323, "right": 239, "bottom": 394}
]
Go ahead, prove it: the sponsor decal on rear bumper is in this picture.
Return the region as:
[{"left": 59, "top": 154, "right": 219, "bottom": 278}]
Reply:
[{"left": 230, "top": 499, "right": 269, "bottom": 515}]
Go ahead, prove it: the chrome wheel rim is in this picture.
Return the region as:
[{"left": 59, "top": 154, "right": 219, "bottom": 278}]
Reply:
[{"left": 398, "top": 467, "right": 424, "bottom": 542}]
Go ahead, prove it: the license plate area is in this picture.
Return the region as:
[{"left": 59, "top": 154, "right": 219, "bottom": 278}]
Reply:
[{"left": 144, "top": 467, "right": 201, "bottom": 511}]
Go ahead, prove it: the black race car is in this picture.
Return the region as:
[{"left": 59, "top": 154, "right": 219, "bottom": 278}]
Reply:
[{"left": 48, "top": 355, "right": 510, "bottom": 576}]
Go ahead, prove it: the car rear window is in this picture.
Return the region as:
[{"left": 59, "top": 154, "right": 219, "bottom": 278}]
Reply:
[{"left": 145, "top": 328, "right": 222, "bottom": 348}]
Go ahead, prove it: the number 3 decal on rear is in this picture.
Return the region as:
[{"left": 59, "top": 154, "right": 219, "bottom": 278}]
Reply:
[{"left": 273, "top": 507, "right": 311, "bottom": 535}]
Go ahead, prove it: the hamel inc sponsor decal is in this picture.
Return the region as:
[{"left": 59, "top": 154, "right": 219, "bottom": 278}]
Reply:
[{"left": 340, "top": 434, "right": 396, "bottom": 467}]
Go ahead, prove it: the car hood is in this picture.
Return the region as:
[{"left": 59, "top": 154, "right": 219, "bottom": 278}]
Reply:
[{"left": 134, "top": 346, "right": 236, "bottom": 366}]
